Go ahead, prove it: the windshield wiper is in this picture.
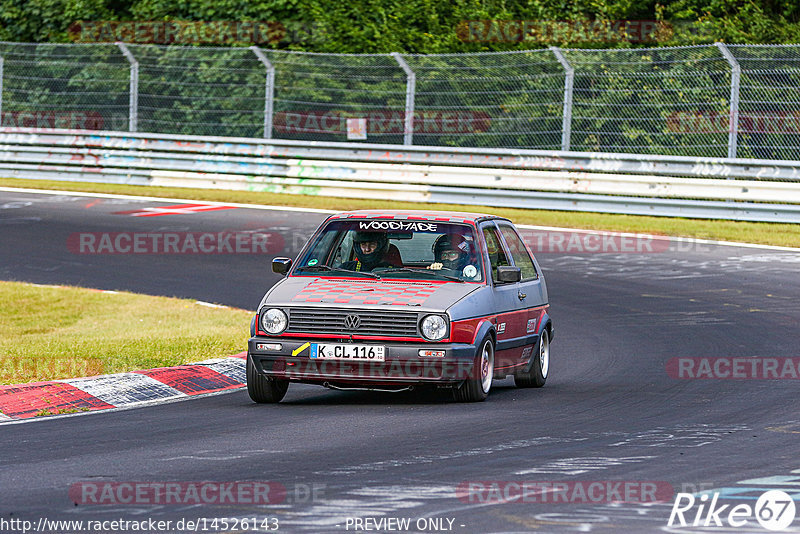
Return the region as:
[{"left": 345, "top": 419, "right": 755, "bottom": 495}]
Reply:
[
  {"left": 301, "top": 264, "right": 380, "bottom": 279},
  {"left": 377, "top": 267, "right": 464, "bottom": 282},
  {"left": 301, "top": 264, "right": 334, "bottom": 271}
]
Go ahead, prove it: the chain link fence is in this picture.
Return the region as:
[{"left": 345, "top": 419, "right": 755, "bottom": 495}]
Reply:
[
  {"left": 0, "top": 43, "right": 129, "bottom": 131},
  {"left": 1, "top": 41, "right": 800, "bottom": 159}
]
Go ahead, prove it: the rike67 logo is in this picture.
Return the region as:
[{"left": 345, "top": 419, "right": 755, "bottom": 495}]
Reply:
[{"left": 668, "top": 490, "right": 796, "bottom": 531}]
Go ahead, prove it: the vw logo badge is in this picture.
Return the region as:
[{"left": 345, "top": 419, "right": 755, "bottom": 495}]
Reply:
[{"left": 344, "top": 314, "right": 361, "bottom": 330}]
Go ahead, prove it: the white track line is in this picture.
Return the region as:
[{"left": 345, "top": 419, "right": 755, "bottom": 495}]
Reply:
[
  {"left": 2, "top": 185, "right": 799, "bottom": 252},
  {"left": 0, "top": 186, "right": 337, "bottom": 214},
  {"left": 514, "top": 224, "right": 800, "bottom": 252}
]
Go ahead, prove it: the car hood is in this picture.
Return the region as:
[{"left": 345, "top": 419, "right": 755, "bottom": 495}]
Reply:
[{"left": 261, "top": 276, "right": 482, "bottom": 311}]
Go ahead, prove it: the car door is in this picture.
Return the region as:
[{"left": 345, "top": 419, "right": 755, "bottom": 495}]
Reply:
[
  {"left": 496, "top": 222, "right": 548, "bottom": 369},
  {"left": 480, "top": 221, "right": 526, "bottom": 372}
]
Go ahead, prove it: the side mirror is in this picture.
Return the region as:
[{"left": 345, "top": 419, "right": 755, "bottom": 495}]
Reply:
[
  {"left": 496, "top": 265, "right": 521, "bottom": 283},
  {"left": 272, "top": 257, "right": 293, "bottom": 275}
]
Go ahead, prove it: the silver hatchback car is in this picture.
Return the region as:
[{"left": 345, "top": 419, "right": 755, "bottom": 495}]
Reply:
[{"left": 247, "top": 210, "right": 552, "bottom": 403}]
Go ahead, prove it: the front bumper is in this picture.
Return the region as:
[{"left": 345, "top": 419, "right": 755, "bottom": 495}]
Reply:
[{"left": 248, "top": 337, "right": 478, "bottom": 387}]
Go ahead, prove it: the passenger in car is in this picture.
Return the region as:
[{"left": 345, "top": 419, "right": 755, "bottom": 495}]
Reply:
[{"left": 428, "top": 234, "right": 473, "bottom": 272}]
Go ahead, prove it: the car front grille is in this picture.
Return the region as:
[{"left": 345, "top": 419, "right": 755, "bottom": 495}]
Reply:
[{"left": 287, "top": 308, "right": 419, "bottom": 337}]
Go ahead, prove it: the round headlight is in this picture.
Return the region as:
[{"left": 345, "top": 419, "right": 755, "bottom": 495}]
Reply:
[
  {"left": 261, "top": 308, "right": 288, "bottom": 334},
  {"left": 421, "top": 315, "right": 447, "bottom": 341}
]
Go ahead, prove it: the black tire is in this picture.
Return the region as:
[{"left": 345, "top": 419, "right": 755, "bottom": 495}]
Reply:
[
  {"left": 515, "top": 328, "right": 549, "bottom": 388},
  {"left": 246, "top": 353, "right": 289, "bottom": 403},
  {"left": 453, "top": 336, "right": 494, "bottom": 402}
]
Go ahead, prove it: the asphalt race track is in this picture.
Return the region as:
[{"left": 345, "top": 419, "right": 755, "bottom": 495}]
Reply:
[{"left": 2, "top": 188, "right": 800, "bottom": 533}]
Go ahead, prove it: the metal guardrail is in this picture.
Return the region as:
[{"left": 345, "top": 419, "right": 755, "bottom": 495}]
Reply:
[{"left": 1, "top": 128, "right": 800, "bottom": 223}]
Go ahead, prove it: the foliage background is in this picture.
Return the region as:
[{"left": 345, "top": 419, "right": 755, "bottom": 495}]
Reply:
[
  {"left": 1, "top": 1, "right": 799, "bottom": 158},
  {"left": 1, "top": 0, "right": 798, "bottom": 51}
]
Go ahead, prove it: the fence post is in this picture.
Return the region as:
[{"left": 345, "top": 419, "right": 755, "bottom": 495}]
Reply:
[
  {"left": 250, "top": 46, "right": 275, "bottom": 139},
  {"left": 116, "top": 42, "right": 138, "bottom": 132},
  {"left": 391, "top": 52, "right": 416, "bottom": 145},
  {"left": 716, "top": 42, "right": 741, "bottom": 159},
  {"left": 0, "top": 56, "right": 4, "bottom": 124},
  {"left": 550, "top": 47, "right": 574, "bottom": 152}
]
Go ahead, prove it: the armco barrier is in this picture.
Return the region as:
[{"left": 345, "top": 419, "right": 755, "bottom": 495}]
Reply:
[{"left": 1, "top": 128, "right": 800, "bottom": 223}]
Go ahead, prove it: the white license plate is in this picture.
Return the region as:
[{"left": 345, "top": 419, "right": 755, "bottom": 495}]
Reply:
[{"left": 310, "top": 343, "right": 385, "bottom": 362}]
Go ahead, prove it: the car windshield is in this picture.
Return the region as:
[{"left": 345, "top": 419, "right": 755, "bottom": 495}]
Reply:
[{"left": 293, "top": 220, "right": 484, "bottom": 282}]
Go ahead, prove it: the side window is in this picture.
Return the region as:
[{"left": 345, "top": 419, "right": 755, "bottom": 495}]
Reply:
[
  {"left": 499, "top": 224, "right": 538, "bottom": 281},
  {"left": 482, "top": 226, "right": 511, "bottom": 283}
]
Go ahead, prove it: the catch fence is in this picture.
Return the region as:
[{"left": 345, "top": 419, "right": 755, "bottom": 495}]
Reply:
[{"left": 2, "top": 42, "right": 800, "bottom": 159}]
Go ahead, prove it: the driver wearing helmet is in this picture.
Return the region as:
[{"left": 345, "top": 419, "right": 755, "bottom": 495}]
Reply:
[
  {"left": 428, "top": 233, "right": 472, "bottom": 272},
  {"left": 342, "top": 231, "right": 393, "bottom": 272}
]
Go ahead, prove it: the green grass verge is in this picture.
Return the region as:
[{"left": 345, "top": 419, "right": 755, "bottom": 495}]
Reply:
[
  {"left": 2, "top": 177, "right": 798, "bottom": 248},
  {"left": 0, "top": 281, "right": 252, "bottom": 385}
]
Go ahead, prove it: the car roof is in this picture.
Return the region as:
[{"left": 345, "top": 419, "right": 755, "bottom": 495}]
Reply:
[{"left": 328, "top": 210, "right": 509, "bottom": 224}]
